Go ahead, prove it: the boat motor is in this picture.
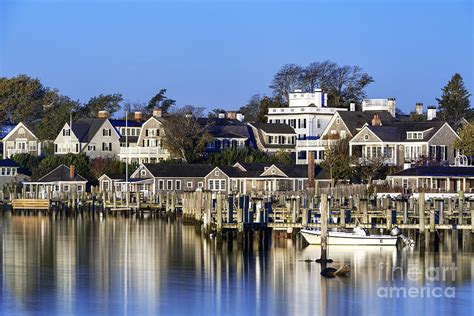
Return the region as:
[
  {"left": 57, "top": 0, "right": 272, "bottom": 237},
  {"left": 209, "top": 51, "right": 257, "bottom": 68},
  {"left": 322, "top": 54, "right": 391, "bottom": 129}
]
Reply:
[{"left": 390, "top": 226, "right": 415, "bottom": 247}]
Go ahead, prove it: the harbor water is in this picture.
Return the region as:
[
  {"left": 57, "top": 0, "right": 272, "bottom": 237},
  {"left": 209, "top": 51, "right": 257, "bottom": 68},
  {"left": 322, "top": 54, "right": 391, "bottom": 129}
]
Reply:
[{"left": 0, "top": 214, "right": 472, "bottom": 315}]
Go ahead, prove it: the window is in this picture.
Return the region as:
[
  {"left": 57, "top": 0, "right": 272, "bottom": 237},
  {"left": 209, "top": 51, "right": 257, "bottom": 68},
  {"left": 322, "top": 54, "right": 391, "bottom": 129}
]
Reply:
[
  {"left": 159, "top": 180, "right": 164, "bottom": 190},
  {"left": 77, "top": 185, "right": 83, "bottom": 192},
  {"left": 103, "top": 129, "right": 112, "bottom": 136},
  {"left": 175, "top": 180, "right": 181, "bottom": 190},
  {"left": 167, "top": 180, "right": 173, "bottom": 190},
  {"left": 63, "top": 128, "right": 70, "bottom": 136},
  {"left": 197, "top": 182, "right": 203, "bottom": 189},
  {"left": 29, "top": 141, "right": 36, "bottom": 151},
  {"left": 140, "top": 169, "right": 147, "bottom": 177},
  {"left": 54, "top": 185, "right": 60, "bottom": 191},
  {"left": 407, "top": 132, "right": 423, "bottom": 140},
  {"left": 317, "top": 119, "right": 321, "bottom": 128},
  {"left": 336, "top": 118, "right": 340, "bottom": 125},
  {"left": 103, "top": 181, "right": 109, "bottom": 191},
  {"left": 11, "top": 168, "right": 16, "bottom": 176},
  {"left": 214, "top": 171, "right": 219, "bottom": 176},
  {"left": 220, "top": 180, "right": 226, "bottom": 190},
  {"left": 0, "top": 168, "right": 4, "bottom": 176},
  {"left": 63, "top": 185, "right": 69, "bottom": 192},
  {"left": 187, "top": 181, "right": 193, "bottom": 189},
  {"left": 208, "top": 180, "right": 214, "bottom": 190},
  {"left": 88, "top": 145, "right": 96, "bottom": 151},
  {"left": 5, "top": 168, "right": 10, "bottom": 176},
  {"left": 102, "top": 143, "right": 113, "bottom": 151},
  {"left": 19, "top": 128, "right": 25, "bottom": 135},
  {"left": 364, "top": 134, "right": 369, "bottom": 141}
]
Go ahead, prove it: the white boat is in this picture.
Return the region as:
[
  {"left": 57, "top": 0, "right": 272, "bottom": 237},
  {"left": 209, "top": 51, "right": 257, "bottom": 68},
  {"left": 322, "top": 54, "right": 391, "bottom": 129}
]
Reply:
[{"left": 300, "top": 227, "right": 398, "bottom": 246}]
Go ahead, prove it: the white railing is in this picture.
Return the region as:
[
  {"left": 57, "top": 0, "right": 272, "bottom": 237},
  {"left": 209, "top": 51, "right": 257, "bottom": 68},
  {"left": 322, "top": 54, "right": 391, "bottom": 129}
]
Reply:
[
  {"left": 296, "top": 139, "right": 324, "bottom": 148},
  {"left": 358, "top": 157, "right": 396, "bottom": 165},
  {"left": 119, "top": 147, "right": 168, "bottom": 155}
]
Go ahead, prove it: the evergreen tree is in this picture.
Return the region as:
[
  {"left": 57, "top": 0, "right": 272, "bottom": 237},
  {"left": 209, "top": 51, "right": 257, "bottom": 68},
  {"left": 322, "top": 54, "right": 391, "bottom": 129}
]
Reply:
[{"left": 436, "top": 73, "right": 472, "bottom": 124}]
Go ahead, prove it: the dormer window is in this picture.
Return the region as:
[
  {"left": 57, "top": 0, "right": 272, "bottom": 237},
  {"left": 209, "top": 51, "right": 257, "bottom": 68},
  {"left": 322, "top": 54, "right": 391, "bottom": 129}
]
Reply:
[{"left": 407, "top": 132, "right": 423, "bottom": 140}]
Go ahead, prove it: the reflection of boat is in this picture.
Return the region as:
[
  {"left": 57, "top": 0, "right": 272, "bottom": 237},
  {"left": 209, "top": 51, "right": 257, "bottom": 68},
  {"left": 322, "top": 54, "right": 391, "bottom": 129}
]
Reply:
[{"left": 300, "top": 227, "right": 398, "bottom": 246}]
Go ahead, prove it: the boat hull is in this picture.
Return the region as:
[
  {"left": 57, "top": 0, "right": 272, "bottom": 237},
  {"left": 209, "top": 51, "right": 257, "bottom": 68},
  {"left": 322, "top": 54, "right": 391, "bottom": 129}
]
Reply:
[{"left": 300, "top": 230, "right": 398, "bottom": 246}]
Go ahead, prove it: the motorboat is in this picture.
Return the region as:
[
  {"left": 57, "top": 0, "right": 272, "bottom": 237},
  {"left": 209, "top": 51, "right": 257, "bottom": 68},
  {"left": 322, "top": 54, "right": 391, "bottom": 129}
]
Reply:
[{"left": 300, "top": 227, "right": 399, "bottom": 246}]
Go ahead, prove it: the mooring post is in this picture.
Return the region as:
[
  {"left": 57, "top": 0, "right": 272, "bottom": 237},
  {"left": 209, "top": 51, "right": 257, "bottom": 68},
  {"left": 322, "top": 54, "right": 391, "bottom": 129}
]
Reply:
[
  {"left": 216, "top": 193, "right": 223, "bottom": 232},
  {"left": 419, "top": 192, "right": 425, "bottom": 231},
  {"left": 458, "top": 191, "right": 464, "bottom": 225},
  {"left": 429, "top": 198, "right": 435, "bottom": 233},
  {"left": 317, "top": 193, "right": 330, "bottom": 264}
]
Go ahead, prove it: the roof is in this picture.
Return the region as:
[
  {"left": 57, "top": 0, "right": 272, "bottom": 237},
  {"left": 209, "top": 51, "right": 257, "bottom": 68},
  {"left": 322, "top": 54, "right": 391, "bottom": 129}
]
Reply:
[
  {"left": 389, "top": 166, "right": 474, "bottom": 177},
  {"left": 0, "top": 159, "right": 18, "bottom": 167},
  {"left": 109, "top": 119, "right": 143, "bottom": 128},
  {"left": 143, "top": 163, "right": 214, "bottom": 178},
  {"left": 364, "top": 121, "right": 447, "bottom": 142},
  {"left": 197, "top": 118, "right": 250, "bottom": 139},
  {"left": 71, "top": 118, "right": 108, "bottom": 143},
  {"left": 225, "top": 163, "right": 331, "bottom": 179},
  {"left": 37, "top": 164, "right": 88, "bottom": 182},
  {"left": 337, "top": 111, "right": 397, "bottom": 135},
  {"left": 250, "top": 123, "right": 296, "bottom": 134}
]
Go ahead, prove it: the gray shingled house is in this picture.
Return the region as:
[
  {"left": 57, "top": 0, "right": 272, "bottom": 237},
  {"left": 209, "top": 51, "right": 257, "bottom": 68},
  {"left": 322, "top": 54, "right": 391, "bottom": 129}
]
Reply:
[{"left": 23, "top": 164, "right": 88, "bottom": 198}]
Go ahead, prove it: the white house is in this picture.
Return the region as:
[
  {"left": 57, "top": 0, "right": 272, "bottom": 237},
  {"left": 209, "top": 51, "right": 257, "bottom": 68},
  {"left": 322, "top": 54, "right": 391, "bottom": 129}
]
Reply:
[
  {"left": 266, "top": 89, "right": 346, "bottom": 164},
  {"left": 2, "top": 122, "right": 42, "bottom": 158},
  {"left": 54, "top": 116, "right": 121, "bottom": 159}
]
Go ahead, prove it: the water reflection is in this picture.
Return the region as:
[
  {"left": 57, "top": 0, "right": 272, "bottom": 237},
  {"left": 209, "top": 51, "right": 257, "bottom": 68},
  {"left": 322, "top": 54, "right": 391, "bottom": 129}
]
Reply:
[{"left": 0, "top": 215, "right": 472, "bottom": 315}]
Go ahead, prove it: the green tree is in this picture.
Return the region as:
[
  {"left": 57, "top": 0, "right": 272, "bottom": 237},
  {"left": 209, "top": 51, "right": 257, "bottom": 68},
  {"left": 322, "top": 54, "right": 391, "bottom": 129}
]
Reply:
[
  {"left": 409, "top": 112, "right": 426, "bottom": 122},
  {"left": 147, "top": 89, "right": 176, "bottom": 114},
  {"left": 454, "top": 122, "right": 474, "bottom": 156},
  {"left": 436, "top": 73, "right": 472, "bottom": 124},
  {"left": 320, "top": 138, "right": 354, "bottom": 184},
  {"left": 80, "top": 93, "right": 123, "bottom": 118},
  {"left": 33, "top": 153, "right": 91, "bottom": 181},
  {"left": 0, "top": 74, "right": 54, "bottom": 123},
  {"left": 11, "top": 153, "right": 41, "bottom": 174},
  {"left": 36, "top": 96, "right": 80, "bottom": 141}
]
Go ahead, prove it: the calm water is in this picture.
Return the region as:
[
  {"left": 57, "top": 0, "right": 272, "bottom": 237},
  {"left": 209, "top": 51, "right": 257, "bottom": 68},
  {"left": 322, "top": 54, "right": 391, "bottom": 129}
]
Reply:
[{"left": 0, "top": 214, "right": 473, "bottom": 316}]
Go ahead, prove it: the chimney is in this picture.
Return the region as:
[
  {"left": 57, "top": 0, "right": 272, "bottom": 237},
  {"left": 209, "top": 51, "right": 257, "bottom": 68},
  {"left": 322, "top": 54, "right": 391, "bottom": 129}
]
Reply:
[
  {"left": 427, "top": 106, "right": 437, "bottom": 120},
  {"left": 98, "top": 111, "right": 109, "bottom": 119},
  {"left": 69, "top": 165, "right": 75, "bottom": 179},
  {"left": 349, "top": 102, "right": 355, "bottom": 111},
  {"left": 236, "top": 112, "right": 244, "bottom": 122},
  {"left": 134, "top": 111, "right": 143, "bottom": 122},
  {"left": 372, "top": 114, "right": 381, "bottom": 126},
  {"left": 153, "top": 108, "right": 162, "bottom": 118},
  {"left": 218, "top": 112, "right": 226, "bottom": 119},
  {"left": 387, "top": 98, "right": 396, "bottom": 117},
  {"left": 415, "top": 102, "right": 423, "bottom": 115}
]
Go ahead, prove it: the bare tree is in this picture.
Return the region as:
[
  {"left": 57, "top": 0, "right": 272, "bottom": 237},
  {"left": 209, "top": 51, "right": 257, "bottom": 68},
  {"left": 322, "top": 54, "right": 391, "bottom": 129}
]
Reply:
[
  {"left": 269, "top": 64, "right": 304, "bottom": 104},
  {"left": 161, "top": 106, "right": 212, "bottom": 163}
]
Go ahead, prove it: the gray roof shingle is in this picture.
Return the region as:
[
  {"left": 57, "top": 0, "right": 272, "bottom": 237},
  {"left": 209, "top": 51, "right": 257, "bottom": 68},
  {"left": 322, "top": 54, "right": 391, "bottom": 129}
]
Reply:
[{"left": 37, "top": 164, "right": 87, "bottom": 182}]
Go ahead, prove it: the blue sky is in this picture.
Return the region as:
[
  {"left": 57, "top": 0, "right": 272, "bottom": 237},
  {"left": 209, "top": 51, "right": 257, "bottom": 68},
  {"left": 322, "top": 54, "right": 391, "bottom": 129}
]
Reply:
[{"left": 1, "top": 0, "right": 472, "bottom": 114}]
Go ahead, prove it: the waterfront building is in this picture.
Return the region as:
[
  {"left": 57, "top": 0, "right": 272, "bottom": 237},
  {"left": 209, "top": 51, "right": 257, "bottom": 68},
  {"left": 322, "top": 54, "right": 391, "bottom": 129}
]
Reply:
[
  {"left": 200, "top": 115, "right": 251, "bottom": 153},
  {"left": 54, "top": 112, "right": 122, "bottom": 159},
  {"left": 117, "top": 109, "right": 171, "bottom": 164},
  {"left": 114, "top": 162, "right": 331, "bottom": 196},
  {"left": 266, "top": 89, "right": 346, "bottom": 164},
  {"left": 386, "top": 166, "right": 474, "bottom": 193},
  {"left": 349, "top": 121, "right": 460, "bottom": 168},
  {"left": 0, "top": 159, "right": 30, "bottom": 190},
  {"left": 23, "top": 164, "right": 88, "bottom": 198},
  {"left": 2, "top": 122, "right": 42, "bottom": 158},
  {"left": 248, "top": 122, "right": 296, "bottom": 154},
  {"left": 301, "top": 110, "right": 398, "bottom": 164}
]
